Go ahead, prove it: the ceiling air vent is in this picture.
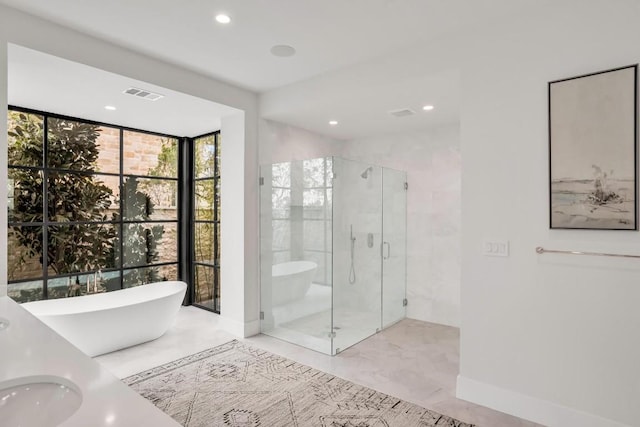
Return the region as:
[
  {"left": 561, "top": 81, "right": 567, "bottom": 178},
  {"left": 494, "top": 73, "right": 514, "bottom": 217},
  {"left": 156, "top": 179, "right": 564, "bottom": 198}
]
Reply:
[
  {"left": 389, "top": 108, "right": 415, "bottom": 118},
  {"left": 123, "top": 87, "right": 164, "bottom": 101}
]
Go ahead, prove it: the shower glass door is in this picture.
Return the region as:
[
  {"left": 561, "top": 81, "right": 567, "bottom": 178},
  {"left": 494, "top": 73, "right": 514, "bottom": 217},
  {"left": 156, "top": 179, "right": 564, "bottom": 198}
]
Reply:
[
  {"left": 259, "top": 159, "right": 333, "bottom": 355},
  {"left": 382, "top": 168, "right": 407, "bottom": 328},
  {"left": 331, "top": 158, "right": 382, "bottom": 354},
  {"left": 259, "top": 156, "right": 407, "bottom": 356}
]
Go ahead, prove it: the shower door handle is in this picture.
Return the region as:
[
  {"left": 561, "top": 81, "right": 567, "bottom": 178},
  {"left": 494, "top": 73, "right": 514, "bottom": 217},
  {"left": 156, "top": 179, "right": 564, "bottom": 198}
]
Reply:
[{"left": 383, "top": 241, "right": 391, "bottom": 259}]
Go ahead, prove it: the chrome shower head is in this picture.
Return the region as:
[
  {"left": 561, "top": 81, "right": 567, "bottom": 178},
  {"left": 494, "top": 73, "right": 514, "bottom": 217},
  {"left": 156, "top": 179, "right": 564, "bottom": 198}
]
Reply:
[{"left": 360, "top": 166, "right": 373, "bottom": 179}]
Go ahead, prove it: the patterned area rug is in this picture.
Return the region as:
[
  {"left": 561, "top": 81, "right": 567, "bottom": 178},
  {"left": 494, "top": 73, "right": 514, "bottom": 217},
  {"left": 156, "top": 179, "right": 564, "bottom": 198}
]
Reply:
[{"left": 124, "top": 340, "right": 473, "bottom": 427}]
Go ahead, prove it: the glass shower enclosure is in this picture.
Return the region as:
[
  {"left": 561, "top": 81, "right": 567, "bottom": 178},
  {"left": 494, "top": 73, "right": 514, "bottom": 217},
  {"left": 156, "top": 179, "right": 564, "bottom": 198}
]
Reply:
[{"left": 260, "top": 157, "right": 407, "bottom": 355}]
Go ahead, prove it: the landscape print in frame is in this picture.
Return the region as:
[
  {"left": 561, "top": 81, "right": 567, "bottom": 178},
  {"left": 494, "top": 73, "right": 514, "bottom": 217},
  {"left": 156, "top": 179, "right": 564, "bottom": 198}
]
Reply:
[{"left": 549, "top": 65, "right": 638, "bottom": 230}]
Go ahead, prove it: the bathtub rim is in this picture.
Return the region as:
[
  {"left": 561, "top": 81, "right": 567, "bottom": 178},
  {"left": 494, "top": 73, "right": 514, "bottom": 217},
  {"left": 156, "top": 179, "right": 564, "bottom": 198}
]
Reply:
[
  {"left": 22, "top": 281, "right": 187, "bottom": 316},
  {"left": 272, "top": 260, "right": 318, "bottom": 278}
]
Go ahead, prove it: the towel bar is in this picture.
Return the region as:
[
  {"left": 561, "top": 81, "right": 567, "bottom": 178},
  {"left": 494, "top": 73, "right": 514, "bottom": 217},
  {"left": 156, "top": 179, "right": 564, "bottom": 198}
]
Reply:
[{"left": 535, "top": 246, "right": 640, "bottom": 259}]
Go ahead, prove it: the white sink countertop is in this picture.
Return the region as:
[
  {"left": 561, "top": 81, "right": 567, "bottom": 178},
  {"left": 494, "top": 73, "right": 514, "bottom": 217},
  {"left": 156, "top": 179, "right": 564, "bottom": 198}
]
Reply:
[{"left": 0, "top": 296, "right": 181, "bottom": 427}]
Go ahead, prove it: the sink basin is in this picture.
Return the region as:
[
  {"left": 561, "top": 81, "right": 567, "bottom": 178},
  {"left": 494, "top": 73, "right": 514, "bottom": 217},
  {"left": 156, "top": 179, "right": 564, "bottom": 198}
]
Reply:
[
  {"left": 0, "top": 375, "right": 82, "bottom": 427},
  {"left": 0, "top": 317, "right": 8, "bottom": 330}
]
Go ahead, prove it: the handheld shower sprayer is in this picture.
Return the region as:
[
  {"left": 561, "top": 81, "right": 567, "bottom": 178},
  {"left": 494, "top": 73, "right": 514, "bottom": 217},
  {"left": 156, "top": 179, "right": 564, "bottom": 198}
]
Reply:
[{"left": 349, "top": 225, "right": 356, "bottom": 284}]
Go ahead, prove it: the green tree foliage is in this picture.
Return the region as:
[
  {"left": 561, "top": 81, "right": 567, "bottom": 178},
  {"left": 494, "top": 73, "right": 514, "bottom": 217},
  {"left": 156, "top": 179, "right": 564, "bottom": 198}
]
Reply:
[
  {"left": 149, "top": 135, "right": 218, "bottom": 302},
  {"left": 120, "top": 177, "right": 165, "bottom": 286},
  {"left": 147, "top": 135, "right": 218, "bottom": 262},
  {"left": 194, "top": 135, "right": 217, "bottom": 221},
  {"left": 9, "top": 113, "right": 116, "bottom": 275},
  {"left": 193, "top": 135, "right": 218, "bottom": 303},
  {"left": 142, "top": 138, "right": 178, "bottom": 208},
  {"left": 148, "top": 138, "right": 178, "bottom": 177}
]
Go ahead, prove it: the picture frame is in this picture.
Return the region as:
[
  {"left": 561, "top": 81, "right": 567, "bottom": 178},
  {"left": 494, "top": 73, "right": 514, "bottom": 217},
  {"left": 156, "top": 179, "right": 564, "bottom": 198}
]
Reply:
[{"left": 549, "top": 64, "right": 638, "bottom": 230}]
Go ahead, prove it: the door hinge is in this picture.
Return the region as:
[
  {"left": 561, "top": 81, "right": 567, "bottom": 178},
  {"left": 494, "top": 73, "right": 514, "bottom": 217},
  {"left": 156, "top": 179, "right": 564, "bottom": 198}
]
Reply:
[
  {"left": 260, "top": 311, "right": 265, "bottom": 320},
  {"left": 403, "top": 298, "right": 408, "bottom": 307},
  {"left": 259, "top": 177, "right": 265, "bottom": 185},
  {"left": 404, "top": 182, "right": 408, "bottom": 190}
]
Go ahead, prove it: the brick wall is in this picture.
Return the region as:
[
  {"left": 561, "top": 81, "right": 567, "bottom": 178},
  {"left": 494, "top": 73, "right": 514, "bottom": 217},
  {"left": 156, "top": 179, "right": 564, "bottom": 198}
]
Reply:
[{"left": 8, "top": 125, "right": 180, "bottom": 290}]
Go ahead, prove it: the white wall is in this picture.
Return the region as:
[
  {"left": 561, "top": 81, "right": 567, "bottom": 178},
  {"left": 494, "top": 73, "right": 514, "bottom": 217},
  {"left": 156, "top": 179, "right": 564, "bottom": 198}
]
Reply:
[
  {"left": 220, "top": 112, "right": 256, "bottom": 336},
  {"left": 457, "top": 1, "right": 640, "bottom": 426},
  {"left": 260, "top": 119, "right": 341, "bottom": 164},
  {"left": 342, "top": 125, "right": 461, "bottom": 327},
  {"left": 0, "top": 5, "right": 261, "bottom": 336},
  {"left": 258, "top": 1, "right": 640, "bottom": 424}
]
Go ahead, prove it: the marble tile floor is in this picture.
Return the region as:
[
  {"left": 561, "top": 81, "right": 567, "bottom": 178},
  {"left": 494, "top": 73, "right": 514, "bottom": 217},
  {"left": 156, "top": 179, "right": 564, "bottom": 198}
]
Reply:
[{"left": 95, "top": 306, "right": 542, "bottom": 427}]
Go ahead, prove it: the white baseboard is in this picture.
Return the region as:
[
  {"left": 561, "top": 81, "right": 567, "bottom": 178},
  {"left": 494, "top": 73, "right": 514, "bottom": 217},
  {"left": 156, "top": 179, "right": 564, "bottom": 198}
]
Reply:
[
  {"left": 405, "top": 312, "right": 460, "bottom": 328},
  {"left": 219, "top": 316, "right": 261, "bottom": 338},
  {"left": 456, "top": 375, "right": 630, "bottom": 427},
  {"left": 244, "top": 319, "right": 261, "bottom": 337}
]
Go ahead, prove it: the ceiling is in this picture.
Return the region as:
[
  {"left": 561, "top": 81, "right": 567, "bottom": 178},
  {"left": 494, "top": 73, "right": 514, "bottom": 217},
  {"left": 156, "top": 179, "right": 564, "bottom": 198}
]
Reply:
[
  {"left": 1, "top": 0, "right": 556, "bottom": 140},
  {"left": 262, "top": 68, "right": 461, "bottom": 140},
  {"left": 1, "top": 0, "right": 553, "bottom": 93},
  {"left": 8, "top": 45, "right": 237, "bottom": 137}
]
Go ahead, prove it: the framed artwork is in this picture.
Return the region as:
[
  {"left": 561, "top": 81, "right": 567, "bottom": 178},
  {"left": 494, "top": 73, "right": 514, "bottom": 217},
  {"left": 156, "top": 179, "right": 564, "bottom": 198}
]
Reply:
[{"left": 549, "top": 64, "right": 638, "bottom": 230}]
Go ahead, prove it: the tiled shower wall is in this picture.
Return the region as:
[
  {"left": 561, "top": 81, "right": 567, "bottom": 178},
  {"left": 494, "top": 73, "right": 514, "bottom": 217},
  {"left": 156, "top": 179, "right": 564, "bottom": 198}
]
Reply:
[
  {"left": 341, "top": 126, "right": 461, "bottom": 327},
  {"left": 260, "top": 119, "right": 461, "bottom": 327}
]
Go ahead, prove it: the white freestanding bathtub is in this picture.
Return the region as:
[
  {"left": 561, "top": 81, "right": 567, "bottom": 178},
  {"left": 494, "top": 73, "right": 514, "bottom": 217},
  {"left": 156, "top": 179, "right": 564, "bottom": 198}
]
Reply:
[
  {"left": 22, "top": 281, "right": 187, "bottom": 357},
  {"left": 271, "top": 261, "right": 318, "bottom": 306}
]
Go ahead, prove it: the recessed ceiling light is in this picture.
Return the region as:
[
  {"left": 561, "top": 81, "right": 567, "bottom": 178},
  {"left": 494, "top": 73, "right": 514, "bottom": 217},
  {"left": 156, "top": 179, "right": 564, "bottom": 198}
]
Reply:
[
  {"left": 422, "top": 105, "right": 435, "bottom": 111},
  {"left": 329, "top": 120, "right": 338, "bottom": 126},
  {"left": 215, "top": 14, "right": 231, "bottom": 24},
  {"left": 104, "top": 106, "right": 116, "bottom": 111},
  {"left": 270, "top": 45, "right": 296, "bottom": 57}
]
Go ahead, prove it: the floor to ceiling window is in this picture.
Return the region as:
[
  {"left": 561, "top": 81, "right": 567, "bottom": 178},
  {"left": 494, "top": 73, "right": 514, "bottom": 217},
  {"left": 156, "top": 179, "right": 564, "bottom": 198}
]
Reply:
[
  {"left": 191, "top": 132, "right": 221, "bottom": 312},
  {"left": 7, "top": 107, "right": 189, "bottom": 303},
  {"left": 121, "top": 130, "right": 179, "bottom": 288}
]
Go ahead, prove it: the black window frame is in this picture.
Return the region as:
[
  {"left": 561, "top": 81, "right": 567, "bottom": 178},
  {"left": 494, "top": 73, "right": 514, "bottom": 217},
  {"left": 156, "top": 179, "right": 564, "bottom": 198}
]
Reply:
[
  {"left": 7, "top": 106, "right": 183, "bottom": 300},
  {"left": 189, "top": 131, "right": 221, "bottom": 313}
]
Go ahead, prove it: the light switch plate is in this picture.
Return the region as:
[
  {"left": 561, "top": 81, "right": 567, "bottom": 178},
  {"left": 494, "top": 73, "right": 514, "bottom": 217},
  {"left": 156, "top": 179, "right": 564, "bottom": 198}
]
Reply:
[{"left": 482, "top": 240, "right": 510, "bottom": 257}]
